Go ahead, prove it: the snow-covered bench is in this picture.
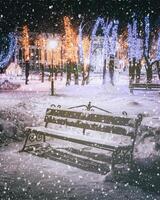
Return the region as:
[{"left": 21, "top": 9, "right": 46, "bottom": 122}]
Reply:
[
  {"left": 21, "top": 102, "right": 143, "bottom": 174},
  {"left": 129, "top": 83, "right": 160, "bottom": 93}
]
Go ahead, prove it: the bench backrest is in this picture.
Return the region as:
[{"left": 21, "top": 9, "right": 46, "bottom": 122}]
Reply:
[{"left": 44, "top": 107, "right": 142, "bottom": 140}]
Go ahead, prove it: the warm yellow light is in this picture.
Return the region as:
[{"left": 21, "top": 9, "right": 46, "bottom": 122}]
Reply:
[
  {"left": 21, "top": 25, "right": 30, "bottom": 61},
  {"left": 47, "top": 39, "right": 58, "bottom": 50},
  {"left": 63, "top": 16, "right": 78, "bottom": 63}
]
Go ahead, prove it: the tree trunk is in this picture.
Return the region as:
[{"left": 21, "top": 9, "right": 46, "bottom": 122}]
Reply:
[
  {"left": 102, "top": 59, "right": 107, "bottom": 84},
  {"left": 146, "top": 66, "right": 152, "bottom": 83},
  {"left": 157, "top": 61, "right": 160, "bottom": 80}
]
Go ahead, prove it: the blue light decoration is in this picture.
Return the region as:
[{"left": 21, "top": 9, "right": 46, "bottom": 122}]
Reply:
[
  {"left": 80, "top": 17, "right": 118, "bottom": 69},
  {"left": 109, "top": 20, "right": 119, "bottom": 57},
  {"left": 127, "top": 23, "right": 133, "bottom": 60},
  {"left": 0, "top": 33, "right": 17, "bottom": 69},
  {"left": 0, "top": 51, "right": 5, "bottom": 61},
  {"left": 132, "top": 19, "right": 138, "bottom": 59},
  {"left": 78, "top": 23, "right": 84, "bottom": 65},
  {"left": 127, "top": 18, "right": 143, "bottom": 61},
  {"left": 144, "top": 15, "right": 150, "bottom": 57},
  {"left": 156, "top": 32, "right": 160, "bottom": 60},
  {"left": 102, "top": 21, "right": 113, "bottom": 60},
  {"left": 136, "top": 38, "right": 143, "bottom": 60},
  {"left": 89, "top": 17, "right": 104, "bottom": 66}
]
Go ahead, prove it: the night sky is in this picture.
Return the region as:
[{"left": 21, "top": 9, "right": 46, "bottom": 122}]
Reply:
[{"left": 0, "top": 0, "right": 160, "bottom": 34}]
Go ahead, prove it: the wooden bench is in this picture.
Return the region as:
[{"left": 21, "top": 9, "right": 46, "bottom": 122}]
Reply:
[
  {"left": 21, "top": 102, "right": 143, "bottom": 174},
  {"left": 129, "top": 83, "right": 160, "bottom": 93}
]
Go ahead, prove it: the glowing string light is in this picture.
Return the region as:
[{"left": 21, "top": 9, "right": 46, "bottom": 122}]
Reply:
[
  {"left": 89, "top": 17, "right": 104, "bottom": 66},
  {"left": 103, "top": 21, "right": 113, "bottom": 59},
  {"left": 127, "top": 23, "right": 133, "bottom": 60},
  {"left": 132, "top": 19, "right": 137, "bottom": 59},
  {"left": 78, "top": 23, "right": 84, "bottom": 64},
  {"left": 109, "top": 20, "right": 119, "bottom": 57},
  {"left": 63, "top": 16, "right": 78, "bottom": 63},
  {"left": 136, "top": 38, "right": 143, "bottom": 60},
  {"left": 127, "top": 19, "right": 142, "bottom": 61},
  {"left": 144, "top": 15, "right": 150, "bottom": 57},
  {"left": 0, "top": 33, "right": 17, "bottom": 69},
  {"left": 156, "top": 32, "right": 160, "bottom": 60}
]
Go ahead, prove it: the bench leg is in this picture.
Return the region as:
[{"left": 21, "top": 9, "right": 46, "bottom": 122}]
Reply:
[
  {"left": 43, "top": 134, "right": 46, "bottom": 142},
  {"left": 19, "top": 129, "right": 31, "bottom": 152},
  {"left": 110, "top": 148, "right": 133, "bottom": 175},
  {"left": 130, "top": 88, "right": 134, "bottom": 94},
  {"left": 129, "top": 152, "right": 134, "bottom": 171},
  {"left": 110, "top": 161, "right": 115, "bottom": 174},
  {"left": 110, "top": 150, "right": 117, "bottom": 175},
  {"left": 19, "top": 130, "right": 46, "bottom": 152}
]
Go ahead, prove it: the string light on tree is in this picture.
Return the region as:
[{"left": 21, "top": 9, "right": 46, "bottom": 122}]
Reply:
[
  {"left": 21, "top": 25, "right": 30, "bottom": 61},
  {"left": 63, "top": 16, "right": 78, "bottom": 64},
  {"left": 0, "top": 33, "right": 17, "bottom": 69},
  {"left": 132, "top": 19, "right": 138, "bottom": 59},
  {"left": 127, "top": 23, "right": 133, "bottom": 60},
  {"left": 78, "top": 23, "right": 84, "bottom": 65},
  {"left": 144, "top": 15, "right": 150, "bottom": 57},
  {"left": 35, "top": 35, "right": 46, "bottom": 65},
  {"left": 103, "top": 21, "right": 113, "bottom": 60},
  {"left": 89, "top": 17, "right": 104, "bottom": 66},
  {"left": 109, "top": 20, "right": 119, "bottom": 57},
  {"left": 127, "top": 18, "right": 143, "bottom": 61},
  {"left": 82, "top": 36, "right": 90, "bottom": 71},
  {"left": 156, "top": 32, "right": 160, "bottom": 60}
]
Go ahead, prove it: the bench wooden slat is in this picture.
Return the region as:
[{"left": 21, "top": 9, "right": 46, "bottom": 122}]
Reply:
[
  {"left": 129, "top": 83, "right": 160, "bottom": 92},
  {"left": 45, "top": 116, "right": 134, "bottom": 136},
  {"left": 26, "top": 127, "right": 132, "bottom": 150},
  {"left": 45, "top": 108, "right": 132, "bottom": 127},
  {"left": 130, "top": 83, "right": 160, "bottom": 88}
]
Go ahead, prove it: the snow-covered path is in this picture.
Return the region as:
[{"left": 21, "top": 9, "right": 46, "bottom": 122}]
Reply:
[
  {"left": 0, "top": 73, "right": 160, "bottom": 199},
  {"left": 0, "top": 143, "right": 160, "bottom": 200}
]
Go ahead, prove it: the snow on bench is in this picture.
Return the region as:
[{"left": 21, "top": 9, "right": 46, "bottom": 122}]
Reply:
[
  {"left": 20, "top": 102, "right": 143, "bottom": 175},
  {"left": 129, "top": 82, "right": 160, "bottom": 93}
]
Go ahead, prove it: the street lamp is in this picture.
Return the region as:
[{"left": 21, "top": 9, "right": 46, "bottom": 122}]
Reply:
[{"left": 47, "top": 39, "right": 58, "bottom": 96}]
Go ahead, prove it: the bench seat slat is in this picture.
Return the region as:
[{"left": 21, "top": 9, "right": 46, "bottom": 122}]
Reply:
[
  {"left": 130, "top": 83, "right": 160, "bottom": 87},
  {"left": 26, "top": 127, "right": 132, "bottom": 150},
  {"left": 45, "top": 116, "right": 134, "bottom": 136},
  {"left": 46, "top": 109, "right": 132, "bottom": 126}
]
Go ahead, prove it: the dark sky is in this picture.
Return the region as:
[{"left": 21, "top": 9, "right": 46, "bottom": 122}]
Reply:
[{"left": 0, "top": 0, "right": 160, "bottom": 34}]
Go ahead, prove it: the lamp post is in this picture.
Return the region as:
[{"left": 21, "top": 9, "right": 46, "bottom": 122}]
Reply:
[{"left": 47, "top": 39, "right": 58, "bottom": 96}]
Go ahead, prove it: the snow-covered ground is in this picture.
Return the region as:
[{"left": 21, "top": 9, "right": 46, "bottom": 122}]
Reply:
[{"left": 0, "top": 72, "right": 160, "bottom": 199}]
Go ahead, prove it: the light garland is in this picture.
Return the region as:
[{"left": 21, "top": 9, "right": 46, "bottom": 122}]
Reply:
[
  {"left": 127, "top": 23, "right": 133, "bottom": 60},
  {"left": 156, "top": 32, "right": 160, "bottom": 60},
  {"left": 103, "top": 21, "right": 113, "bottom": 59},
  {"left": 89, "top": 17, "right": 104, "bottom": 66},
  {"left": 78, "top": 23, "right": 84, "bottom": 64},
  {"left": 0, "top": 33, "right": 17, "bottom": 69},
  {"left": 64, "top": 16, "right": 78, "bottom": 63},
  {"left": 144, "top": 15, "right": 150, "bottom": 57},
  {"left": 136, "top": 38, "right": 143, "bottom": 60},
  {"left": 89, "top": 17, "right": 119, "bottom": 66},
  {"left": 127, "top": 18, "right": 143, "bottom": 61},
  {"left": 132, "top": 19, "right": 137, "bottom": 59},
  {"left": 21, "top": 25, "right": 30, "bottom": 61},
  {"left": 109, "top": 20, "right": 119, "bottom": 57}
]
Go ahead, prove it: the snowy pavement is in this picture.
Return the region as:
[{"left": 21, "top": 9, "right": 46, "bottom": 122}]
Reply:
[
  {"left": 0, "top": 142, "right": 160, "bottom": 200},
  {"left": 0, "top": 72, "right": 160, "bottom": 199}
]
